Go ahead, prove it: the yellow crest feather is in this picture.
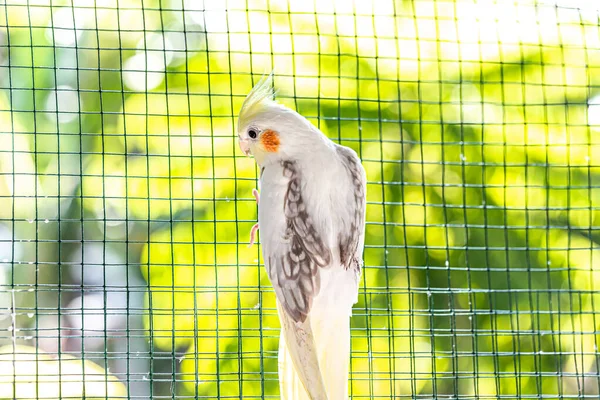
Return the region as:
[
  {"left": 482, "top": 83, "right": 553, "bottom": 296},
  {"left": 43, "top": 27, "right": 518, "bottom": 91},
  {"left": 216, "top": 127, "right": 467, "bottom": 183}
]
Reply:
[{"left": 238, "top": 71, "right": 277, "bottom": 128}]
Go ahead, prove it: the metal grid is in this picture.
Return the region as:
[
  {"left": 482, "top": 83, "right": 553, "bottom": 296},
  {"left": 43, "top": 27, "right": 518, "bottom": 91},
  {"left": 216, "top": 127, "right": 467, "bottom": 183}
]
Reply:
[{"left": 0, "top": 0, "right": 599, "bottom": 398}]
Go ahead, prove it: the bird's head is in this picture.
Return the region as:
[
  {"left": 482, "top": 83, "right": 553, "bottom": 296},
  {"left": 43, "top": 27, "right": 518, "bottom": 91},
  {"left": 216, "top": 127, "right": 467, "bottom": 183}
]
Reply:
[{"left": 237, "top": 73, "right": 327, "bottom": 166}]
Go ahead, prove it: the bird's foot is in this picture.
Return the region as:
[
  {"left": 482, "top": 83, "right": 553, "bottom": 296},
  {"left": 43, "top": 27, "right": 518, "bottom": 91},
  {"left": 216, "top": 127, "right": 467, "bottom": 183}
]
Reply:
[
  {"left": 248, "top": 188, "right": 260, "bottom": 247},
  {"left": 248, "top": 223, "right": 259, "bottom": 248}
]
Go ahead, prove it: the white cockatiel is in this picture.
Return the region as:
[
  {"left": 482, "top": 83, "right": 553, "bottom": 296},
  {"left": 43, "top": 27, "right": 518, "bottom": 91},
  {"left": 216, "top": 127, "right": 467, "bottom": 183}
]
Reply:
[{"left": 237, "top": 74, "right": 366, "bottom": 400}]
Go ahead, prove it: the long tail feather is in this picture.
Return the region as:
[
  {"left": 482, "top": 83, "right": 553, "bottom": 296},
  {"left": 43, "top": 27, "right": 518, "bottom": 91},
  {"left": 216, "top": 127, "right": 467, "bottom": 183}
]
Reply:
[
  {"left": 277, "top": 302, "right": 328, "bottom": 400},
  {"left": 278, "top": 303, "right": 352, "bottom": 399},
  {"left": 279, "top": 329, "right": 311, "bottom": 400},
  {"left": 311, "top": 314, "right": 351, "bottom": 399}
]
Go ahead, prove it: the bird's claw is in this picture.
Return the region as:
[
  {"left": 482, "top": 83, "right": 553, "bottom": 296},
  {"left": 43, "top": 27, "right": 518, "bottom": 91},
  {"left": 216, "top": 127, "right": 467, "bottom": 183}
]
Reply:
[
  {"left": 248, "top": 223, "right": 259, "bottom": 248},
  {"left": 248, "top": 188, "right": 260, "bottom": 247}
]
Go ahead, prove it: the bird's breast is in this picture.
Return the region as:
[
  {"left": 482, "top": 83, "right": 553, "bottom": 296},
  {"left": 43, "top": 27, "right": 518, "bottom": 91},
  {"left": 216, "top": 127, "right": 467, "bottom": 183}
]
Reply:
[{"left": 258, "top": 163, "right": 290, "bottom": 248}]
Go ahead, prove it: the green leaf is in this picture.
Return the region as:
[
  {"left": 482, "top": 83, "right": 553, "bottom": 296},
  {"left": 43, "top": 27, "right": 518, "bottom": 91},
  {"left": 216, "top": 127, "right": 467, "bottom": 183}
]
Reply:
[{"left": 0, "top": 345, "right": 127, "bottom": 399}]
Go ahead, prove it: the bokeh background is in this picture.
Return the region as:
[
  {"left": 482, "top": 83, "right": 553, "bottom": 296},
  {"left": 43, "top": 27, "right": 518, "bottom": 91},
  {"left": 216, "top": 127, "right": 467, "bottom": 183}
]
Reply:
[{"left": 0, "top": 0, "right": 599, "bottom": 398}]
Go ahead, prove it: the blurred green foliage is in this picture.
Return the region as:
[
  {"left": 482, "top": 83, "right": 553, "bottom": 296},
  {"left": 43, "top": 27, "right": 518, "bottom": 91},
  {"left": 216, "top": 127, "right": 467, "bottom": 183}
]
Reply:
[
  {"left": 0, "top": 345, "right": 127, "bottom": 399},
  {"left": 0, "top": 0, "right": 599, "bottom": 398}
]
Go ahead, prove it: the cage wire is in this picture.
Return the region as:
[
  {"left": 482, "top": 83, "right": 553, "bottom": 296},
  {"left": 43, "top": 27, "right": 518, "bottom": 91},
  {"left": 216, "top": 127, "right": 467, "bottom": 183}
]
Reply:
[{"left": 0, "top": 0, "right": 598, "bottom": 398}]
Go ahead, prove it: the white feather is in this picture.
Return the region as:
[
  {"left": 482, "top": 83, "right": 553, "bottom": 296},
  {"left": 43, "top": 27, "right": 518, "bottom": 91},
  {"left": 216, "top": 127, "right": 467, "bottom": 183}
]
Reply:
[{"left": 259, "top": 153, "right": 361, "bottom": 400}]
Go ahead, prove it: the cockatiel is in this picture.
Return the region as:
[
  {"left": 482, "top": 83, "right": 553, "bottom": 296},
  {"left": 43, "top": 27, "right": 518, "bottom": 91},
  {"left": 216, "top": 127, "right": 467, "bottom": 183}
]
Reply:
[{"left": 237, "top": 73, "right": 366, "bottom": 400}]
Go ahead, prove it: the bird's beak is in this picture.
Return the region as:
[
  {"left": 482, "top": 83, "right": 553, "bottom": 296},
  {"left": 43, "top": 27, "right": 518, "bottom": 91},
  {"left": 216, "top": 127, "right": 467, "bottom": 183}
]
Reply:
[{"left": 239, "top": 138, "right": 251, "bottom": 156}]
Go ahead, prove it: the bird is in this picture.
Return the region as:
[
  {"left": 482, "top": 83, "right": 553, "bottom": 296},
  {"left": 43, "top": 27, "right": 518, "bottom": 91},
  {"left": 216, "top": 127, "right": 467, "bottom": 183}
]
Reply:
[{"left": 237, "top": 73, "right": 366, "bottom": 400}]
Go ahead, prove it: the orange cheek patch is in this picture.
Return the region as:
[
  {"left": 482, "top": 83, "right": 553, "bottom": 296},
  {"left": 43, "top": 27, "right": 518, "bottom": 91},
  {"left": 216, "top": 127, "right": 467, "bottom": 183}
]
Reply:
[{"left": 260, "top": 129, "right": 280, "bottom": 152}]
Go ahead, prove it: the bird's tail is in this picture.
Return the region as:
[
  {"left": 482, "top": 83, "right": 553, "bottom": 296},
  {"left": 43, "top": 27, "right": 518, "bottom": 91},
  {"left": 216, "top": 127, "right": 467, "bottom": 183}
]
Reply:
[
  {"left": 278, "top": 302, "right": 351, "bottom": 400},
  {"left": 277, "top": 302, "right": 328, "bottom": 400}
]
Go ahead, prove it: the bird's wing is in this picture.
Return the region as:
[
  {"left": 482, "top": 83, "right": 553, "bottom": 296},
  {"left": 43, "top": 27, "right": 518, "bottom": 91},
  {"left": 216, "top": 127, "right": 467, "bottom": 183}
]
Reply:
[
  {"left": 261, "top": 159, "right": 332, "bottom": 399},
  {"left": 265, "top": 160, "right": 332, "bottom": 324},
  {"left": 261, "top": 152, "right": 364, "bottom": 400},
  {"left": 335, "top": 145, "right": 367, "bottom": 273}
]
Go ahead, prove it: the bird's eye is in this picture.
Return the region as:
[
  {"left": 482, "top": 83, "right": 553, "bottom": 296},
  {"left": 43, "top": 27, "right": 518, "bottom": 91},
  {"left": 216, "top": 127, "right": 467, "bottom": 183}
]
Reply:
[{"left": 248, "top": 129, "right": 258, "bottom": 139}]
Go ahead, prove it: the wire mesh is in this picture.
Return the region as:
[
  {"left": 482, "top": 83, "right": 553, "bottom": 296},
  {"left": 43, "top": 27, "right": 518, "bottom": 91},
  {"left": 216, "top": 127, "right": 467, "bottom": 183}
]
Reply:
[{"left": 0, "top": 0, "right": 599, "bottom": 398}]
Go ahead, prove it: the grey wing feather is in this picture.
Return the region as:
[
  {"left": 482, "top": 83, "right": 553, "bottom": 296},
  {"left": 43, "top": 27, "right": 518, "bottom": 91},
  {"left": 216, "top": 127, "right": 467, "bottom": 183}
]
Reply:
[
  {"left": 335, "top": 145, "right": 366, "bottom": 273},
  {"left": 266, "top": 160, "right": 332, "bottom": 323}
]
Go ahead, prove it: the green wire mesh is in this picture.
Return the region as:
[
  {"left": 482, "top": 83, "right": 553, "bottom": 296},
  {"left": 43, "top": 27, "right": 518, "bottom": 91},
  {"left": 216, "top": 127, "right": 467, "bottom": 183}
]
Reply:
[{"left": 0, "top": 0, "right": 599, "bottom": 398}]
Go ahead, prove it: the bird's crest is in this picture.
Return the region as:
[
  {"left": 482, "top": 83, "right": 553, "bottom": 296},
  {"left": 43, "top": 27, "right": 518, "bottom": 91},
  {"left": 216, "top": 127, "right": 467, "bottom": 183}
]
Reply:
[{"left": 238, "top": 71, "right": 277, "bottom": 128}]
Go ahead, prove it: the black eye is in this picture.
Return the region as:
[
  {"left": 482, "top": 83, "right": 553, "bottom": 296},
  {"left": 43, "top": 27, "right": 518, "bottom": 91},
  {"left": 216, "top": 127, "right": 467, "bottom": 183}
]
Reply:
[{"left": 248, "top": 129, "right": 257, "bottom": 139}]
